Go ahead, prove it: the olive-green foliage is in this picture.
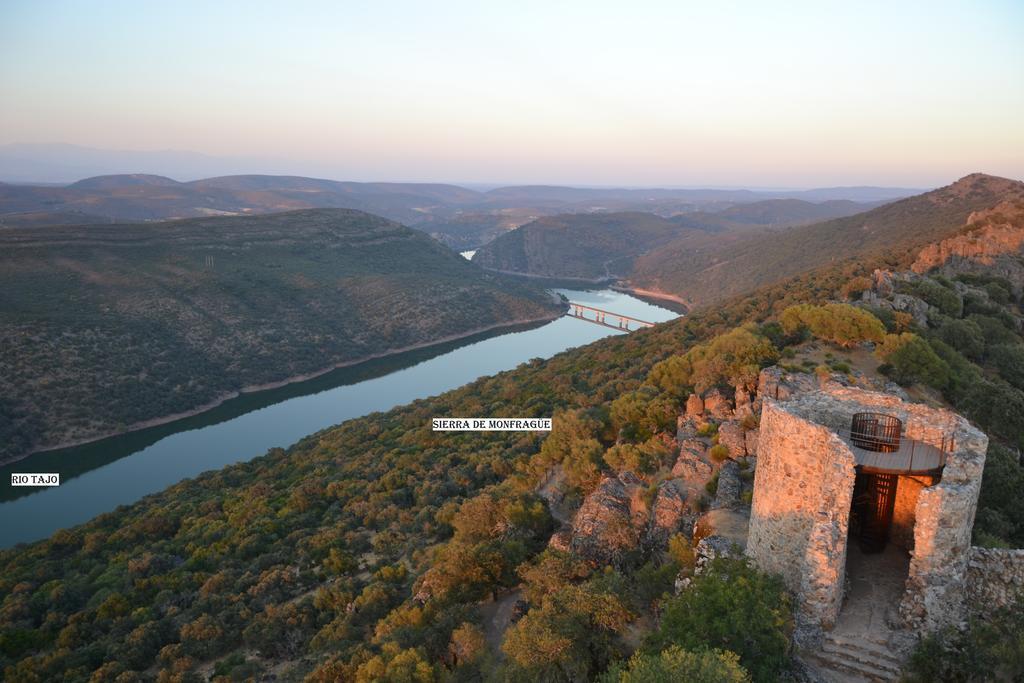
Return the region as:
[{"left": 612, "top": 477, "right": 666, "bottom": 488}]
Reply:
[
  {"left": 903, "top": 605, "right": 1024, "bottom": 683},
  {"left": 647, "top": 326, "right": 779, "bottom": 395},
  {"left": 604, "top": 435, "right": 675, "bottom": 476},
  {"left": 935, "top": 317, "right": 986, "bottom": 361},
  {"left": 897, "top": 278, "right": 963, "bottom": 317},
  {"left": 779, "top": 303, "right": 886, "bottom": 347},
  {"left": 973, "top": 444, "right": 1024, "bottom": 548},
  {"left": 600, "top": 646, "right": 751, "bottom": 683},
  {"left": 708, "top": 444, "right": 730, "bottom": 463},
  {"left": 989, "top": 344, "right": 1024, "bottom": 390},
  {"left": 876, "top": 333, "right": 950, "bottom": 388},
  {"left": 501, "top": 580, "right": 632, "bottom": 681},
  {"left": 609, "top": 387, "right": 677, "bottom": 442},
  {"left": 647, "top": 558, "right": 792, "bottom": 683}
]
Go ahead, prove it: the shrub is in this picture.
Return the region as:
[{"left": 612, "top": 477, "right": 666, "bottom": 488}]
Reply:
[
  {"left": 875, "top": 333, "right": 950, "bottom": 388},
  {"left": 709, "top": 444, "right": 730, "bottom": 463},
  {"left": 935, "top": 318, "right": 985, "bottom": 360},
  {"left": 647, "top": 558, "right": 792, "bottom": 682},
  {"left": 647, "top": 326, "right": 778, "bottom": 395},
  {"left": 610, "top": 387, "right": 677, "bottom": 442},
  {"left": 897, "top": 279, "right": 963, "bottom": 317},
  {"left": 989, "top": 344, "right": 1024, "bottom": 390},
  {"left": 779, "top": 303, "right": 885, "bottom": 347},
  {"left": 600, "top": 646, "right": 751, "bottom": 683},
  {"left": 902, "top": 606, "right": 1024, "bottom": 683},
  {"left": 840, "top": 276, "right": 873, "bottom": 301}
]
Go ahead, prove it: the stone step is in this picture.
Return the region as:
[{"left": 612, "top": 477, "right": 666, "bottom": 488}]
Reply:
[
  {"left": 823, "top": 634, "right": 904, "bottom": 668},
  {"left": 801, "top": 654, "right": 874, "bottom": 683},
  {"left": 814, "top": 645, "right": 901, "bottom": 681},
  {"left": 820, "top": 640, "right": 902, "bottom": 675}
]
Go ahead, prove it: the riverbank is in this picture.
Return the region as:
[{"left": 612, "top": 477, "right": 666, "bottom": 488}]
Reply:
[
  {"left": 4, "top": 309, "right": 566, "bottom": 467},
  {"left": 611, "top": 284, "right": 691, "bottom": 311}
]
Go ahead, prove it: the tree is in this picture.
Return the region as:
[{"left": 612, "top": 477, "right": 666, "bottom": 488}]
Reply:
[
  {"left": 610, "top": 387, "right": 676, "bottom": 442},
  {"left": 449, "top": 622, "right": 486, "bottom": 668},
  {"left": 502, "top": 583, "right": 632, "bottom": 681},
  {"left": 647, "top": 558, "right": 792, "bottom": 683},
  {"left": 600, "top": 646, "right": 751, "bottom": 683},
  {"left": 989, "top": 344, "right": 1024, "bottom": 390},
  {"left": 876, "top": 333, "right": 950, "bottom": 388},
  {"left": 647, "top": 326, "right": 778, "bottom": 395},
  {"left": 780, "top": 303, "right": 885, "bottom": 347},
  {"left": 935, "top": 318, "right": 985, "bottom": 361}
]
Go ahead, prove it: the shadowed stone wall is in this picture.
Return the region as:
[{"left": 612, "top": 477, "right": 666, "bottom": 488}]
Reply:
[
  {"left": 746, "top": 399, "right": 856, "bottom": 644},
  {"left": 966, "top": 547, "right": 1024, "bottom": 617}
]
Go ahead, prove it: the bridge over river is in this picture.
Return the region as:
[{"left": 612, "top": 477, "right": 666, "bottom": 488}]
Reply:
[{"left": 566, "top": 302, "right": 655, "bottom": 331}]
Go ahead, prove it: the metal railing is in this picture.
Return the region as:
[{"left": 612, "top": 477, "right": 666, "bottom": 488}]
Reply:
[{"left": 835, "top": 424, "right": 953, "bottom": 474}]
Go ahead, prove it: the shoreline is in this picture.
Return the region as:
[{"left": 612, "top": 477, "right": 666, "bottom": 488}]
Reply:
[
  {"left": 5, "top": 308, "right": 565, "bottom": 466},
  {"left": 611, "top": 284, "right": 691, "bottom": 308}
]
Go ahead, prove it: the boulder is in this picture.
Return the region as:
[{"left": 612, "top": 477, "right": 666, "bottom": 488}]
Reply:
[
  {"left": 872, "top": 269, "right": 895, "bottom": 297},
  {"left": 712, "top": 460, "right": 742, "bottom": 510},
  {"left": 891, "top": 293, "right": 931, "bottom": 326},
  {"left": 562, "top": 472, "right": 643, "bottom": 567},
  {"left": 548, "top": 526, "right": 572, "bottom": 553},
  {"left": 695, "top": 535, "right": 744, "bottom": 574},
  {"left": 685, "top": 393, "right": 704, "bottom": 418},
  {"left": 717, "top": 422, "right": 747, "bottom": 458},
  {"left": 672, "top": 442, "right": 713, "bottom": 481},
  {"left": 693, "top": 508, "right": 750, "bottom": 551},
  {"left": 757, "top": 366, "right": 816, "bottom": 402},
  {"left": 676, "top": 417, "right": 698, "bottom": 442},
  {"left": 646, "top": 480, "right": 690, "bottom": 549},
  {"left": 703, "top": 388, "right": 733, "bottom": 420}
]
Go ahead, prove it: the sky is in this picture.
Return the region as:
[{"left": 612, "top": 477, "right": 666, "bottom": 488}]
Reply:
[{"left": 1, "top": 0, "right": 1022, "bottom": 187}]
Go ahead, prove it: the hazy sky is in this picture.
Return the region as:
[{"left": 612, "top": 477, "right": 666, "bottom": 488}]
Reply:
[{"left": 1, "top": 0, "right": 1022, "bottom": 187}]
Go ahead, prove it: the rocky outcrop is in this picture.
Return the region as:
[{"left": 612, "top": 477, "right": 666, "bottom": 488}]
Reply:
[
  {"left": 911, "top": 201, "right": 1024, "bottom": 294},
  {"left": 712, "top": 460, "right": 742, "bottom": 509},
  {"left": 717, "top": 422, "right": 747, "bottom": 458},
  {"left": 685, "top": 393, "right": 704, "bottom": 419},
  {"left": 756, "top": 366, "right": 817, "bottom": 403},
  {"left": 703, "top": 388, "right": 733, "bottom": 420},
  {"left": 554, "top": 472, "right": 644, "bottom": 567},
  {"left": 646, "top": 480, "right": 691, "bottom": 548}
]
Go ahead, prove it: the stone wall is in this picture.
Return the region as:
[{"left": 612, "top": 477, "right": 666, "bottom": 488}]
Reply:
[
  {"left": 899, "top": 417, "right": 987, "bottom": 632},
  {"left": 965, "top": 547, "right": 1024, "bottom": 617},
  {"left": 891, "top": 476, "right": 933, "bottom": 551},
  {"left": 746, "top": 399, "right": 856, "bottom": 645}
]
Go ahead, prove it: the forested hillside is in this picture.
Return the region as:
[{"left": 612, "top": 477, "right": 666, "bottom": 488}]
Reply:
[
  {"left": 631, "top": 174, "right": 1024, "bottom": 305},
  {"left": 472, "top": 212, "right": 714, "bottom": 280},
  {"left": 0, "top": 209, "right": 562, "bottom": 462}
]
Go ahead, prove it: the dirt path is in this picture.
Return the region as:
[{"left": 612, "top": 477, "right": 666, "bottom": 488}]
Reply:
[{"left": 480, "top": 588, "right": 524, "bottom": 653}]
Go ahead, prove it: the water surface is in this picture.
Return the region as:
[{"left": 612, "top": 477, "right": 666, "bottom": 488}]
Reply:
[{"left": 0, "top": 289, "right": 677, "bottom": 547}]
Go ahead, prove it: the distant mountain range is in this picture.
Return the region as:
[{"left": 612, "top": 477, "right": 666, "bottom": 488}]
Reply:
[{"left": 0, "top": 155, "right": 921, "bottom": 250}]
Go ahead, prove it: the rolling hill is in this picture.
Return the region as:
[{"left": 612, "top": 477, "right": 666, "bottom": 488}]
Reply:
[
  {"left": 0, "top": 170, "right": 918, "bottom": 248},
  {"left": 470, "top": 197, "right": 887, "bottom": 283},
  {"left": 0, "top": 209, "right": 563, "bottom": 462},
  {"left": 630, "top": 173, "right": 1024, "bottom": 306},
  {"left": 471, "top": 212, "right": 711, "bottom": 280}
]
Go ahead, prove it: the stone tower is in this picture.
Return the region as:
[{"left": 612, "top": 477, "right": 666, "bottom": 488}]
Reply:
[{"left": 745, "top": 383, "right": 988, "bottom": 646}]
